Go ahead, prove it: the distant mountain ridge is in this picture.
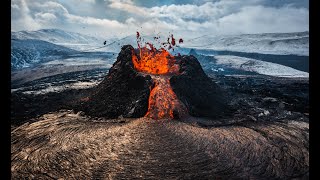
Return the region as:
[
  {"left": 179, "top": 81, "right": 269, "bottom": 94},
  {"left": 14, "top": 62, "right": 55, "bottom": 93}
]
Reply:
[
  {"left": 11, "top": 29, "right": 309, "bottom": 72},
  {"left": 11, "top": 39, "right": 78, "bottom": 70},
  {"left": 181, "top": 31, "right": 309, "bottom": 56},
  {"left": 11, "top": 29, "right": 309, "bottom": 56},
  {"left": 12, "top": 29, "right": 100, "bottom": 45}
]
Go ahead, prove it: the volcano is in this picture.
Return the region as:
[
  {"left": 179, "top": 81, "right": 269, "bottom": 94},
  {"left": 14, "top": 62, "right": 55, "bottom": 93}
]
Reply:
[{"left": 77, "top": 35, "right": 232, "bottom": 120}]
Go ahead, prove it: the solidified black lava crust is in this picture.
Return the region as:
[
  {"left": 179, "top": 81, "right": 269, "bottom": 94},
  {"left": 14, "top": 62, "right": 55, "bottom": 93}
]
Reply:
[
  {"left": 170, "top": 55, "right": 233, "bottom": 118},
  {"left": 79, "top": 45, "right": 153, "bottom": 118}
]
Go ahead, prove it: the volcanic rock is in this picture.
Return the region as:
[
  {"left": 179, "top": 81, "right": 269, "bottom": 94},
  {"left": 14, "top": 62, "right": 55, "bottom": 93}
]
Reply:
[
  {"left": 188, "top": 48, "right": 198, "bottom": 56},
  {"left": 79, "top": 45, "right": 153, "bottom": 118},
  {"left": 171, "top": 55, "right": 233, "bottom": 118}
]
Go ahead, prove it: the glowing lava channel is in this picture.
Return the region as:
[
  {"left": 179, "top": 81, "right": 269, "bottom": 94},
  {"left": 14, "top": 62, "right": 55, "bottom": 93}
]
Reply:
[
  {"left": 145, "top": 76, "right": 187, "bottom": 119},
  {"left": 131, "top": 32, "right": 187, "bottom": 119}
]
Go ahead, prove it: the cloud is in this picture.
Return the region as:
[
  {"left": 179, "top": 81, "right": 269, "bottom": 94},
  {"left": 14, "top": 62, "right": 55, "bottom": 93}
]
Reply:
[
  {"left": 66, "top": 14, "right": 125, "bottom": 28},
  {"left": 11, "top": 0, "right": 309, "bottom": 38},
  {"left": 11, "top": 0, "right": 127, "bottom": 37},
  {"left": 11, "top": 0, "right": 41, "bottom": 31},
  {"left": 35, "top": 12, "right": 57, "bottom": 23},
  {"left": 217, "top": 5, "right": 309, "bottom": 34},
  {"left": 75, "top": 0, "right": 95, "bottom": 3},
  {"left": 109, "top": 0, "right": 147, "bottom": 16},
  {"left": 107, "top": 0, "right": 308, "bottom": 36},
  {"left": 33, "top": 1, "right": 69, "bottom": 13}
]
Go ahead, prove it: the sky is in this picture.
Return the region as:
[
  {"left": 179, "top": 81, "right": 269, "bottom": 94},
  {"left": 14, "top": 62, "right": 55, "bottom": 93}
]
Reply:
[{"left": 11, "top": 0, "right": 309, "bottom": 39}]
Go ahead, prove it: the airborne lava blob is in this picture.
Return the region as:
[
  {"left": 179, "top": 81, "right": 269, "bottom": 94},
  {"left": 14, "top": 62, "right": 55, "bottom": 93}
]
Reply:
[{"left": 132, "top": 32, "right": 187, "bottom": 119}]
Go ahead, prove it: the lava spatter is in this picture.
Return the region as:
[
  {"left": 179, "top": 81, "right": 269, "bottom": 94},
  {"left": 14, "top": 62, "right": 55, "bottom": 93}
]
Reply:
[
  {"left": 131, "top": 32, "right": 187, "bottom": 119},
  {"left": 132, "top": 47, "right": 179, "bottom": 75}
]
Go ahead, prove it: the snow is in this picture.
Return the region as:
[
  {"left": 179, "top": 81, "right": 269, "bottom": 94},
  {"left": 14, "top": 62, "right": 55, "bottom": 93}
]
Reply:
[
  {"left": 97, "top": 35, "right": 156, "bottom": 53},
  {"left": 93, "top": 31, "right": 309, "bottom": 56},
  {"left": 12, "top": 29, "right": 100, "bottom": 45},
  {"left": 43, "top": 57, "right": 113, "bottom": 67},
  {"left": 181, "top": 32, "right": 309, "bottom": 56},
  {"left": 11, "top": 39, "right": 78, "bottom": 69},
  {"left": 54, "top": 43, "right": 102, "bottom": 52},
  {"left": 12, "top": 29, "right": 104, "bottom": 52},
  {"left": 214, "top": 55, "right": 309, "bottom": 78},
  {"left": 11, "top": 37, "right": 117, "bottom": 70}
]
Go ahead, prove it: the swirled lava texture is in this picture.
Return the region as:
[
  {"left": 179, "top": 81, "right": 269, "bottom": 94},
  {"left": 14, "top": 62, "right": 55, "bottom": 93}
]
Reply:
[
  {"left": 145, "top": 76, "right": 187, "bottom": 119},
  {"left": 132, "top": 33, "right": 187, "bottom": 119}
]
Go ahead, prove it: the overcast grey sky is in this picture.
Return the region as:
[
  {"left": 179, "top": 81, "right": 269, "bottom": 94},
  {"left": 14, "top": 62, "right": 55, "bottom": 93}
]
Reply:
[{"left": 11, "top": 0, "right": 309, "bottom": 38}]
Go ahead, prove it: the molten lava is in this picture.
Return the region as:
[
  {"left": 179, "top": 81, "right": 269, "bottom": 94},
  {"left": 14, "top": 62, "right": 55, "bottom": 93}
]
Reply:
[
  {"left": 145, "top": 76, "right": 187, "bottom": 119},
  {"left": 132, "top": 46, "right": 179, "bottom": 75},
  {"left": 131, "top": 32, "right": 187, "bottom": 119}
]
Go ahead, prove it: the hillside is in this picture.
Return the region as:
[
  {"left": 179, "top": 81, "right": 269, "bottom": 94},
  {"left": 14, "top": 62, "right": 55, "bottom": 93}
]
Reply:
[{"left": 11, "top": 39, "right": 78, "bottom": 69}]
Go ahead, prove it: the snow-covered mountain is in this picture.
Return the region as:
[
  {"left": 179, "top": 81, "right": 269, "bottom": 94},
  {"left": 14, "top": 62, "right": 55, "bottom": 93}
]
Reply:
[
  {"left": 181, "top": 31, "right": 309, "bottom": 56},
  {"left": 12, "top": 29, "right": 100, "bottom": 45},
  {"left": 11, "top": 29, "right": 105, "bottom": 51},
  {"left": 213, "top": 55, "right": 308, "bottom": 78},
  {"left": 11, "top": 29, "right": 114, "bottom": 70},
  {"left": 11, "top": 39, "right": 78, "bottom": 69},
  {"left": 82, "top": 31, "right": 309, "bottom": 56},
  {"left": 100, "top": 35, "right": 157, "bottom": 53},
  {"left": 12, "top": 29, "right": 309, "bottom": 56},
  {"left": 11, "top": 28, "right": 309, "bottom": 79}
]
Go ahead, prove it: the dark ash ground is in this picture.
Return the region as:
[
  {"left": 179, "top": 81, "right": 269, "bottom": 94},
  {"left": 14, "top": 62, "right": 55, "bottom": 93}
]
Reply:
[{"left": 11, "top": 69, "right": 309, "bottom": 179}]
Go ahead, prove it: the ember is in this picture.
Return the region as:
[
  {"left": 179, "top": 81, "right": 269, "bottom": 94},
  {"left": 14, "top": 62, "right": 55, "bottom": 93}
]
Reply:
[{"left": 171, "top": 35, "right": 176, "bottom": 46}]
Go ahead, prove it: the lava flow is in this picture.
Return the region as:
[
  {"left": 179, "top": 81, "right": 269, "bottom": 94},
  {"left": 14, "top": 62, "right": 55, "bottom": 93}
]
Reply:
[
  {"left": 145, "top": 76, "right": 187, "bottom": 119},
  {"left": 132, "top": 32, "right": 187, "bottom": 119}
]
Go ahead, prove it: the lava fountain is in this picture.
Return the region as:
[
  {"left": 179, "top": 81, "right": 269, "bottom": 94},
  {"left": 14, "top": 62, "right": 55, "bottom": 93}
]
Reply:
[{"left": 132, "top": 32, "right": 187, "bottom": 119}]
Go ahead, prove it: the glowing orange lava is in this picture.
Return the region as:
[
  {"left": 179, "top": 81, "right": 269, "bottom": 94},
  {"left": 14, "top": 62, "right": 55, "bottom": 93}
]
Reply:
[
  {"left": 131, "top": 32, "right": 187, "bottom": 119},
  {"left": 131, "top": 45, "right": 179, "bottom": 75},
  {"left": 145, "top": 76, "right": 187, "bottom": 119}
]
